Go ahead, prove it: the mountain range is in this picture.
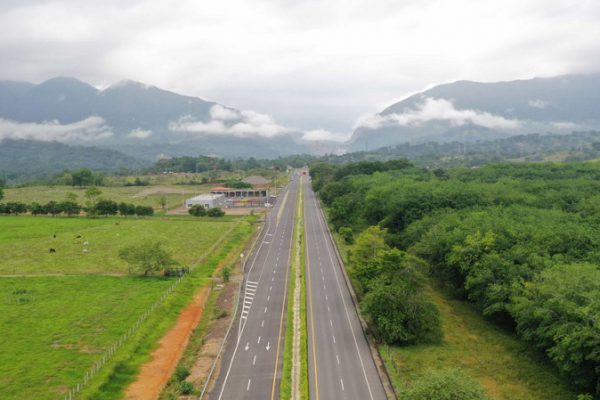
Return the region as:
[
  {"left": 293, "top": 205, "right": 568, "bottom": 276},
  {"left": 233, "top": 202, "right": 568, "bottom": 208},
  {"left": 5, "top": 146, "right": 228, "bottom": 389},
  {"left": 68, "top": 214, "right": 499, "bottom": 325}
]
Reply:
[
  {"left": 0, "top": 77, "right": 314, "bottom": 160},
  {"left": 1, "top": 74, "right": 600, "bottom": 168},
  {"left": 348, "top": 74, "right": 600, "bottom": 152}
]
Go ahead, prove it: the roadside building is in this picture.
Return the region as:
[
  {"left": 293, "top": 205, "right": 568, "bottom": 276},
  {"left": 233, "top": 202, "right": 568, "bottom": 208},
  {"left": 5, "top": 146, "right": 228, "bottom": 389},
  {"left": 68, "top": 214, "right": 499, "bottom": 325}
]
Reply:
[
  {"left": 210, "top": 186, "right": 270, "bottom": 208},
  {"left": 185, "top": 193, "right": 225, "bottom": 209}
]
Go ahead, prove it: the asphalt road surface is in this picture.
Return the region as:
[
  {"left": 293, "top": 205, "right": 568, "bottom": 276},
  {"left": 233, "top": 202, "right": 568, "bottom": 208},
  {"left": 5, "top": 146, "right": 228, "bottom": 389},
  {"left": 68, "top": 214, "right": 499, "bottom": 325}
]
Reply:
[
  {"left": 303, "top": 176, "right": 388, "bottom": 400},
  {"left": 209, "top": 177, "right": 298, "bottom": 400}
]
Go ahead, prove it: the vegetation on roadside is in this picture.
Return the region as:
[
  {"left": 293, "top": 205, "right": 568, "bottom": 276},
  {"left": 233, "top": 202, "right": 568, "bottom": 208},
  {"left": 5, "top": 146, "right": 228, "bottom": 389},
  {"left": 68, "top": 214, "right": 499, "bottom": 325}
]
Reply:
[{"left": 312, "top": 159, "right": 598, "bottom": 398}]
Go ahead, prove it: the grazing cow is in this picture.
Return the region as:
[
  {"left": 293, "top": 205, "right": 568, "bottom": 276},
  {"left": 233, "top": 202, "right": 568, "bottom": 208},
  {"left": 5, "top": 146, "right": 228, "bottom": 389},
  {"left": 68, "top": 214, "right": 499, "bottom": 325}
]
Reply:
[
  {"left": 76, "top": 235, "right": 81, "bottom": 238},
  {"left": 83, "top": 241, "right": 89, "bottom": 246},
  {"left": 53, "top": 234, "right": 56, "bottom": 238},
  {"left": 83, "top": 249, "right": 89, "bottom": 253},
  {"left": 49, "top": 248, "right": 56, "bottom": 253}
]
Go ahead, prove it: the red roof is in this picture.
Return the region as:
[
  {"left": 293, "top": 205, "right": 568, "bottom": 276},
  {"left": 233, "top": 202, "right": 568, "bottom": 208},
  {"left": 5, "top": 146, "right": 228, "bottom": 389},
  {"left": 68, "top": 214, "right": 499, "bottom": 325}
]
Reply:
[{"left": 211, "top": 186, "right": 232, "bottom": 191}]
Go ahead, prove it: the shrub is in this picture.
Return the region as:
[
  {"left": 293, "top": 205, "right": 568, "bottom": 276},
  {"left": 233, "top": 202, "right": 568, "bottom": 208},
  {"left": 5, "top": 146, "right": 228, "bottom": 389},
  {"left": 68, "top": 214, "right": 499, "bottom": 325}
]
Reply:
[
  {"left": 339, "top": 226, "right": 354, "bottom": 244},
  {"left": 174, "top": 365, "right": 190, "bottom": 381},
  {"left": 207, "top": 207, "right": 225, "bottom": 217},
  {"left": 179, "top": 380, "right": 195, "bottom": 395},
  {"left": 188, "top": 204, "right": 206, "bottom": 217},
  {"left": 222, "top": 266, "right": 231, "bottom": 282},
  {"left": 402, "top": 370, "right": 489, "bottom": 400}
]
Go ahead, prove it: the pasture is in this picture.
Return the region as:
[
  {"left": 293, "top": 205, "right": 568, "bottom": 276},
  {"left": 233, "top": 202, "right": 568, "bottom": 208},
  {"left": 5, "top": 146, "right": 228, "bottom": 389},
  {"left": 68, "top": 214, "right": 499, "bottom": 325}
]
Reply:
[
  {"left": 0, "top": 215, "right": 253, "bottom": 399},
  {"left": 0, "top": 216, "right": 235, "bottom": 275}
]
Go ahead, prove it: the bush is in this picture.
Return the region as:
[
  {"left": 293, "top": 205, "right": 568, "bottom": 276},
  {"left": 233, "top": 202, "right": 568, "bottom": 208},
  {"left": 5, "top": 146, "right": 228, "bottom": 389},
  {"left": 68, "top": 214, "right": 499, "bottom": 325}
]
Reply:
[
  {"left": 339, "top": 226, "right": 354, "bottom": 244},
  {"left": 207, "top": 207, "right": 225, "bottom": 217},
  {"left": 179, "top": 380, "right": 195, "bottom": 395},
  {"left": 222, "top": 266, "right": 231, "bottom": 282},
  {"left": 135, "top": 205, "right": 154, "bottom": 216},
  {"left": 174, "top": 365, "right": 190, "bottom": 381},
  {"left": 188, "top": 204, "right": 206, "bottom": 217},
  {"left": 402, "top": 370, "right": 490, "bottom": 400}
]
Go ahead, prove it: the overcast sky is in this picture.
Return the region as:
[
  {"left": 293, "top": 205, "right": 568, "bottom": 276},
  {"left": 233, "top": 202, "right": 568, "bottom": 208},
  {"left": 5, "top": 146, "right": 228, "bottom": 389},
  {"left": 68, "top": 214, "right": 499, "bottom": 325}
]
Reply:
[{"left": 1, "top": 0, "right": 599, "bottom": 140}]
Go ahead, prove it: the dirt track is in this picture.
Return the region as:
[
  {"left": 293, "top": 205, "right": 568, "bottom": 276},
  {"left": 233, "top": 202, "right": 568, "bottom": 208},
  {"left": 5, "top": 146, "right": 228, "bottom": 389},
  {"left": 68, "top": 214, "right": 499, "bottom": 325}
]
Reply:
[{"left": 124, "top": 287, "right": 210, "bottom": 400}]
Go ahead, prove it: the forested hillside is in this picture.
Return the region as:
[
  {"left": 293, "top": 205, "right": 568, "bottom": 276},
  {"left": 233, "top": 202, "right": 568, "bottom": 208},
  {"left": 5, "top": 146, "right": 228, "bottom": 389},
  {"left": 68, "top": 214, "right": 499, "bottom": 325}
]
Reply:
[{"left": 312, "top": 160, "right": 600, "bottom": 398}]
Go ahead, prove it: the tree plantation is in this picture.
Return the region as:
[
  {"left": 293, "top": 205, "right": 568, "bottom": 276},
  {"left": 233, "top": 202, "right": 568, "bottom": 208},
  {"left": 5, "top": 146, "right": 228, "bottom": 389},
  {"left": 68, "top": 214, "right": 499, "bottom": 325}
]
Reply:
[{"left": 312, "top": 160, "right": 600, "bottom": 397}]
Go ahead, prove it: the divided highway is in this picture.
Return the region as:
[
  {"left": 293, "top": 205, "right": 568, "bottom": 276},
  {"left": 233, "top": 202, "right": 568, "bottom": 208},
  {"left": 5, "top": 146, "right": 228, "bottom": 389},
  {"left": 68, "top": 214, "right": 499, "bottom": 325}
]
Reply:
[
  {"left": 303, "top": 176, "right": 387, "bottom": 400},
  {"left": 209, "top": 177, "right": 298, "bottom": 400}
]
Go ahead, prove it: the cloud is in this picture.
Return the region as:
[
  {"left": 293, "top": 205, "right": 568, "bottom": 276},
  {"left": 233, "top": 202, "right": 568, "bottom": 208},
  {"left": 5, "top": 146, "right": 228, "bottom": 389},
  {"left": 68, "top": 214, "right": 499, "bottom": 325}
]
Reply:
[
  {"left": 302, "top": 129, "right": 348, "bottom": 142},
  {"left": 357, "top": 98, "right": 521, "bottom": 131},
  {"left": 128, "top": 128, "right": 152, "bottom": 139},
  {"left": 209, "top": 104, "right": 240, "bottom": 121},
  {"left": 169, "top": 105, "right": 288, "bottom": 138},
  {"left": 0, "top": 116, "right": 113, "bottom": 141},
  {"left": 528, "top": 99, "right": 549, "bottom": 109},
  {"left": 551, "top": 121, "right": 578, "bottom": 130}
]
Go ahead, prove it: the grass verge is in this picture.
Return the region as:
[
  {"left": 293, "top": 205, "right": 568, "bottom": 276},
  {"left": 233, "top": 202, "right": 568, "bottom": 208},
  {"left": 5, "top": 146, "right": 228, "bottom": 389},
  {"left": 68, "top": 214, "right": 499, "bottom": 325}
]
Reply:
[
  {"left": 280, "top": 180, "right": 308, "bottom": 399},
  {"left": 380, "top": 285, "right": 579, "bottom": 400}
]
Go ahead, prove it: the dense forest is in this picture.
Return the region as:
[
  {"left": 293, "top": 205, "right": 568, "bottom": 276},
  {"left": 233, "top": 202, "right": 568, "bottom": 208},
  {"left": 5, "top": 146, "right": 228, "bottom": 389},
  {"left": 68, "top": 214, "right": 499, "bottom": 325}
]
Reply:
[{"left": 311, "top": 159, "right": 600, "bottom": 397}]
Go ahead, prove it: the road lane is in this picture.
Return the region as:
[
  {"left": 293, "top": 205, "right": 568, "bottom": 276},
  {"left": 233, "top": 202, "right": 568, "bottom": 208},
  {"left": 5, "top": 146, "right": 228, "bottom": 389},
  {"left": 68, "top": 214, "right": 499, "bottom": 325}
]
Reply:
[
  {"left": 304, "top": 176, "right": 387, "bottom": 400},
  {"left": 209, "top": 177, "right": 298, "bottom": 400}
]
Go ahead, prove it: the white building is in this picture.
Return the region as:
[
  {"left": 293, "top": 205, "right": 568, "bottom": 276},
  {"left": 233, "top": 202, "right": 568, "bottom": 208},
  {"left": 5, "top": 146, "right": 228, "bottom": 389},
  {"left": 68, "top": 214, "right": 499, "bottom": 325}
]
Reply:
[{"left": 185, "top": 193, "right": 225, "bottom": 209}]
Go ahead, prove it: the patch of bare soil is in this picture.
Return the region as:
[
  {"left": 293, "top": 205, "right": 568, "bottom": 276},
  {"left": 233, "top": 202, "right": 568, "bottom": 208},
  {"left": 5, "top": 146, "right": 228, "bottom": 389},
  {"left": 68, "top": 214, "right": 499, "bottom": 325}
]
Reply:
[
  {"left": 187, "top": 278, "right": 238, "bottom": 389},
  {"left": 124, "top": 287, "right": 211, "bottom": 400}
]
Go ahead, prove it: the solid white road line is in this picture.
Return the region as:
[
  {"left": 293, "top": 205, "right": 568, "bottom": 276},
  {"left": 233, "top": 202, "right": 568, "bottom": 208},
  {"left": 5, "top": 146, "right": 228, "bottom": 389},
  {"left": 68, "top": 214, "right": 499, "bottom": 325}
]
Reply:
[{"left": 247, "top": 379, "right": 252, "bottom": 391}]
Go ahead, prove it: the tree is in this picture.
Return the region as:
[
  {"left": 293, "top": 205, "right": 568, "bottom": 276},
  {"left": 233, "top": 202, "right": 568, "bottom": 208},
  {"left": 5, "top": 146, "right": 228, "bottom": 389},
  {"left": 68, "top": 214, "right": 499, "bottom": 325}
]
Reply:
[
  {"left": 135, "top": 205, "right": 154, "bottom": 216},
  {"left": 59, "top": 201, "right": 81, "bottom": 217},
  {"left": 94, "top": 199, "right": 118, "bottom": 216},
  {"left": 65, "top": 192, "right": 78, "bottom": 202},
  {"left": 118, "top": 202, "right": 136, "bottom": 217},
  {"left": 206, "top": 207, "right": 225, "bottom": 217},
  {"left": 71, "top": 168, "right": 94, "bottom": 187},
  {"left": 6, "top": 202, "right": 27, "bottom": 215},
  {"left": 159, "top": 195, "right": 167, "bottom": 210},
  {"left": 188, "top": 204, "right": 207, "bottom": 217},
  {"left": 339, "top": 227, "right": 354, "bottom": 244},
  {"left": 29, "top": 202, "right": 45, "bottom": 216},
  {"left": 119, "top": 241, "right": 175, "bottom": 276},
  {"left": 43, "top": 201, "right": 61, "bottom": 216},
  {"left": 0, "top": 187, "right": 3, "bottom": 202},
  {"left": 85, "top": 186, "right": 102, "bottom": 210}
]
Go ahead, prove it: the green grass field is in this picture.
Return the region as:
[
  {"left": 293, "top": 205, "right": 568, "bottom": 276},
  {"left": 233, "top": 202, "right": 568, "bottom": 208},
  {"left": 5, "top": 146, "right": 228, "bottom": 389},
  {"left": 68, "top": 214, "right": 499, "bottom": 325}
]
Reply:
[
  {"left": 3, "top": 185, "right": 207, "bottom": 211},
  {"left": 0, "top": 216, "right": 235, "bottom": 275},
  {"left": 0, "top": 214, "right": 253, "bottom": 399},
  {"left": 381, "top": 286, "right": 578, "bottom": 400},
  {"left": 0, "top": 276, "right": 173, "bottom": 399}
]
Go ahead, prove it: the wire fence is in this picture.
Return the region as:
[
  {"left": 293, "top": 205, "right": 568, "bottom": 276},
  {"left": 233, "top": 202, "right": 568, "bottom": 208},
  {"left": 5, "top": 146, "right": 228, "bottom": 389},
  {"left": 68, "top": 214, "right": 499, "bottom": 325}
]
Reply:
[
  {"left": 62, "top": 223, "right": 241, "bottom": 400},
  {"left": 62, "top": 274, "right": 185, "bottom": 400}
]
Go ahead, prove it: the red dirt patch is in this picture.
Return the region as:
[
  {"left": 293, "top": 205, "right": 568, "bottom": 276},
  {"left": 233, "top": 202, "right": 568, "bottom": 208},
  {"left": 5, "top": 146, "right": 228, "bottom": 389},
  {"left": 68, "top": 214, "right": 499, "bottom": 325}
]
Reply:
[{"left": 124, "top": 287, "right": 211, "bottom": 400}]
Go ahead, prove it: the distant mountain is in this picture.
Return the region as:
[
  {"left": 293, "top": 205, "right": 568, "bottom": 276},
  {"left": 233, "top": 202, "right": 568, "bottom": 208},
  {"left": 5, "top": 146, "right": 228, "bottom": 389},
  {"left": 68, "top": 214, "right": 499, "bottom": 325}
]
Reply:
[
  {"left": 0, "top": 77, "right": 310, "bottom": 159},
  {"left": 348, "top": 74, "right": 600, "bottom": 152},
  {"left": 0, "top": 139, "right": 146, "bottom": 183}
]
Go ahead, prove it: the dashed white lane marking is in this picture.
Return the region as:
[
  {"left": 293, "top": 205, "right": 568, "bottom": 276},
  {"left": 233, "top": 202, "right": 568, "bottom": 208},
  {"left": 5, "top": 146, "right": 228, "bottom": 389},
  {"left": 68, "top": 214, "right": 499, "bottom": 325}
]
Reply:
[
  {"left": 272, "top": 277, "right": 275, "bottom": 282},
  {"left": 253, "top": 354, "right": 257, "bottom": 365},
  {"left": 261, "top": 320, "right": 265, "bottom": 327},
  {"left": 269, "top": 286, "right": 272, "bottom": 291},
  {"left": 267, "top": 295, "right": 270, "bottom": 301},
  {"left": 333, "top": 335, "right": 336, "bottom": 344},
  {"left": 247, "top": 378, "right": 252, "bottom": 391},
  {"left": 327, "top": 306, "right": 330, "bottom": 312},
  {"left": 325, "top": 295, "right": 328, "bottom": 301},
  {"left": 340, "top": 378, "right": 345, "bottom": 391},
  {"left": 336, "top": 354, "right": 340, "bottom": 365},
  {"left": 330, "top": 319, "right": 333, "bottom": 327},
  {"left": 264, "top": 306, "right": 268, "bottom": 313},
  {"left": 245, "top": 342, "right": 249, "bottom": 351},
  {"left": 258, "top": 336, "right": 261, "bottom": 344}
]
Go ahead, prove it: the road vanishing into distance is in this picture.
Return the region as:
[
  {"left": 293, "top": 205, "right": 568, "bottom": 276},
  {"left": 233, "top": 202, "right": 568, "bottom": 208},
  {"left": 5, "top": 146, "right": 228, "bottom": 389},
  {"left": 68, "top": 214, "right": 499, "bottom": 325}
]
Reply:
[
  {"left": 209, "top": 176, "right": 298, "bottom": 400},
  {"left": 209, "top": 172, "right": 386, "bottom": 399},
  {"left": 303, "top": 176, "right": 387, "bottom": 400}
]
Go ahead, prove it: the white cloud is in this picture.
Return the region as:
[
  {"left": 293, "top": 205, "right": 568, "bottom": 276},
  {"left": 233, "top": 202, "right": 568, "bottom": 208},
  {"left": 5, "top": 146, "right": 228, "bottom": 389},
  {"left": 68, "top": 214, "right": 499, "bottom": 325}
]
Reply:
[
  {"left": 169, "top": 105, "right": 287, "bottom": 138},
  {"left": 0, "top": 117, "right": 113, "bottom": 141},
  {"left": 357, "top": 98, "right": 521, "bottom": 131},
  {"left": 302, "top": 129, "right": 348, "bottom": 142},
  {"left": 551, "top": 121, "right": 578, "bottom": 130},
  {"left": 209, "top": 104, "right": 240, "bottom": 121},
  {"left": 528, "top": 99, "right": 550, "bottom": 109},
  {"left": 2, "top": 1, "right": 600, "bottom": 134},
  {"left": 128, "top": 128, "right": 152, "bottom": 139}
]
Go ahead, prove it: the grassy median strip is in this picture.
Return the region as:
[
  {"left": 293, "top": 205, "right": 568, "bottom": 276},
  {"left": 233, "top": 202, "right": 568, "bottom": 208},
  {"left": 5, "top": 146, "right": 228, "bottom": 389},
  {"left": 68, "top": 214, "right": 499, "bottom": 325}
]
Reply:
[{"left": 281, "top": 179, "right": 308, "bottom": 400}]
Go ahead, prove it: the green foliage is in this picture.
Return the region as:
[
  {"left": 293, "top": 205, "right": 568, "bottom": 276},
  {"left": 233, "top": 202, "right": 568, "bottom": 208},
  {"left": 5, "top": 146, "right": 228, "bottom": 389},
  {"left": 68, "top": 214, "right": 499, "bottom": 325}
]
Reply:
[
  {"left": 119, "top": 241, "right": 175, "bottom": 276},
  {"left": 134, "top": 205, "right": 154, "bottom": 216},
  {"left": 339, "top": 226, "right": 354, "bottom": 244},
  {"left": 188, "top": 204, "right": 207, "bottom": 217},
  {"left": 221, "top": 266, "right": 231, "bottom": 282},
  {"left": 118, "top": 202, "right": 136, "bottom": 217},
  {"left": 401, "top": 370, "right": 490, "bottom": 400},
  {"left": 179, "top": 380, "right": 195, "bottom": 395},
  {"left": 94, "top": 199, "right": 118, "bottom": 216},
  {"left": 510, "top": 263, "right": 600, "bottom": 394},
  {"left": 174, "top": 366, "right": 190, "bottom": 381},
  {"left": 206, "top": 207, "right": 225, "bottom": 217}
]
